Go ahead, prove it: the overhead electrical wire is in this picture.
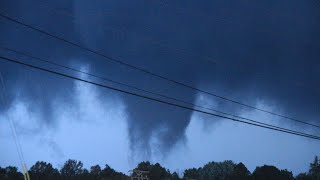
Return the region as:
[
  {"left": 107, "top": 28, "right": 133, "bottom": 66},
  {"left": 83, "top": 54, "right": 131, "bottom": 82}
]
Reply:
[
  {"left": 0, "top": 13, "right": 319, "bottom": 129},
  {"left": 0, "top": 45, "right": 317, "bottom": 139},
  {"left": 0, "top": 72, "right": 30, "bottom": 180},
  {"left": 45, "top": 6, "right": 217, "bottom": 66},
  {"left": 0, "top": 55, "right": 319, "bottom": 141}
]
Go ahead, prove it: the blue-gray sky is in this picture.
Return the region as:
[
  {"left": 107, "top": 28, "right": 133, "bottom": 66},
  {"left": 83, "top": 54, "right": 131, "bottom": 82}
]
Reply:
[{"left": 0, "top": 0, "right": 320, "bottom": 175}]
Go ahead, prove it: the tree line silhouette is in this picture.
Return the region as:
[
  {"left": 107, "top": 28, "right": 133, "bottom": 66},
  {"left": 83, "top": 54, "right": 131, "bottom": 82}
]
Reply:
[{"left": 0, "top": 156, "right": 319, "bottom": 180}]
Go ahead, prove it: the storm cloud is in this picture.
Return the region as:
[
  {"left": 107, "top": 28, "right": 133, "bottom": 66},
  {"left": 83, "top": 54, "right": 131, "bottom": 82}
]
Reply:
[{"left": 0, "top": 0, "right": 320, "bottom": 161}]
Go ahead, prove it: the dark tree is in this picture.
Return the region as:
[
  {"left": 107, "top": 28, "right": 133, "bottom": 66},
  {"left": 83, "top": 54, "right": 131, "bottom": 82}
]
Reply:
[
  {"left": 230, "top": 162, "right": 251, "bottom": 180},
  {"left": 252, "top": 165, "right": 293, "bottom": 180},
  {"left": 296, "top": 173, "right": 312, "bottom": 180},
  {"left": 0, "top": 167, "right": 6, "bottom": 179},
  {"left": 1, "top": 166, "right": 24, "bottom": 180},
  {"left": 280, "top": 169, "right": 294, "bottom": 180},
  {"left": 253, "top": 165, "right": 281, "bottom": 180},
  {"left": 150, "top": 163, "right": 171, "bottom": 180},
  {"left": 90, "top": 165, "right": 102, "bottom": 179},
  {"left": 183, "top": 168, "right": 200, "bottom": 179},
  {"left": 60, "top": 159, "right": 84, "bottom": 180},
  {"left": 171, "top": 171, "right": 181, "bottom": 180},
  {"left": 101, "top": 164, "right": 127, "bottom": 180},
  {"left": 78, "top": 168, "right": 91, "bottom": 180},
  {"left": 2, "top": 157, "right": 320, "bottom": 180},
  {"left": 29, "top": 161, "right": 60, "bottom": 180},
  {"left": 309, "top": 156, "right": 320, "bottom": 180},
  {"left": 199, "top": 160, "right": 236, "bottom": 180},
  {"left": 134, "top": 161, "right": 171, "bottom": 180}
]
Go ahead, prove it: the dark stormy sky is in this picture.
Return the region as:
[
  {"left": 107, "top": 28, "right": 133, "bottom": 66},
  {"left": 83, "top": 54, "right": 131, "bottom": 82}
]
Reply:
[{"left": 0, "top": 0, "right": 320, "bottom": 175}]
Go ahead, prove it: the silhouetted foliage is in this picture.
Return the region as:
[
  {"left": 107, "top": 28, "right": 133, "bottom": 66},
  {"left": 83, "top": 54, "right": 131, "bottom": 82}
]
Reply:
[
  {"left": 29, "top": 161, "right": 60, "bottom": 180},
  {"left": 134, "top": 161, "right": 172, "bottom": 180},
  {"left": 252, "top": 165, "right": 294, "bottom": 180},
  {"left": 171, "top": 172, "right": 180, "bottom": 180},
  {"left": 60, "top": 159, "right": 84, "bottom": 180},
  {"left": 100, "top": 164, "right": 127, "bottom": 180},
  {"left": 309, "top": 156, "right": 320, "bottom": 180},
  {"left": 280, "top": 169, "right": 294, "bottom": 180},
  {"left": 296, "top": 173, "right": 312, "bottom": 180},
  {"left": 230, "top": 162, "right": 251, "bottom": 180},
  {"left": 1, "top": 155, "right": 320, "bottom": 180},
  {"left": 0, "top": 167, "right": 5, "bottom": 179},
  {"left": 253, "top": 165, "right": 281, "bottom": 180},
  {"left": 0, "top": 166, "right": 24, "bottom": 180},
  {"left": 90, "top": 165, "right": 102, "bottom": 179},
  {"left": 183, "top": 168, "right": 200, "bottom": 179},
  {"left": 199, "top": 160, "right": 236, "bottom": 179}
]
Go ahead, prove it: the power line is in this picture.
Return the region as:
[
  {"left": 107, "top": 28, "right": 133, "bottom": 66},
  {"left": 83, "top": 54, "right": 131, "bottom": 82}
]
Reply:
[
  {"left": 0, "top": 55, "right": 319, "bottom": 141},
  {"left": 0, "top": 72, "right": 30, "bottom": 180},
  {"left": 46, "top": 6, "right": 217, "bottom": 66},
  {"left": 0, "top": 45, "right": 316, "bottom": 138},
  {"left": 0, "top": 13, "right": 318, "bottom": 129}
]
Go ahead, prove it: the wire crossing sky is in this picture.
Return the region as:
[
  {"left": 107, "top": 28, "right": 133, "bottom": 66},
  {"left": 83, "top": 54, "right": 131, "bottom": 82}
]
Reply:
[
  {"left": 1, "top": 0, "right": 320, "bottom": 175},
  {"left": 1, "top": 55, "right": 319, "bottom": 141},
  {"left": 0, "top": 45, "right": 318, "bottom": 140},
  {"left": 0, "top": 13, "right": 319, "bottom": 129}
]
